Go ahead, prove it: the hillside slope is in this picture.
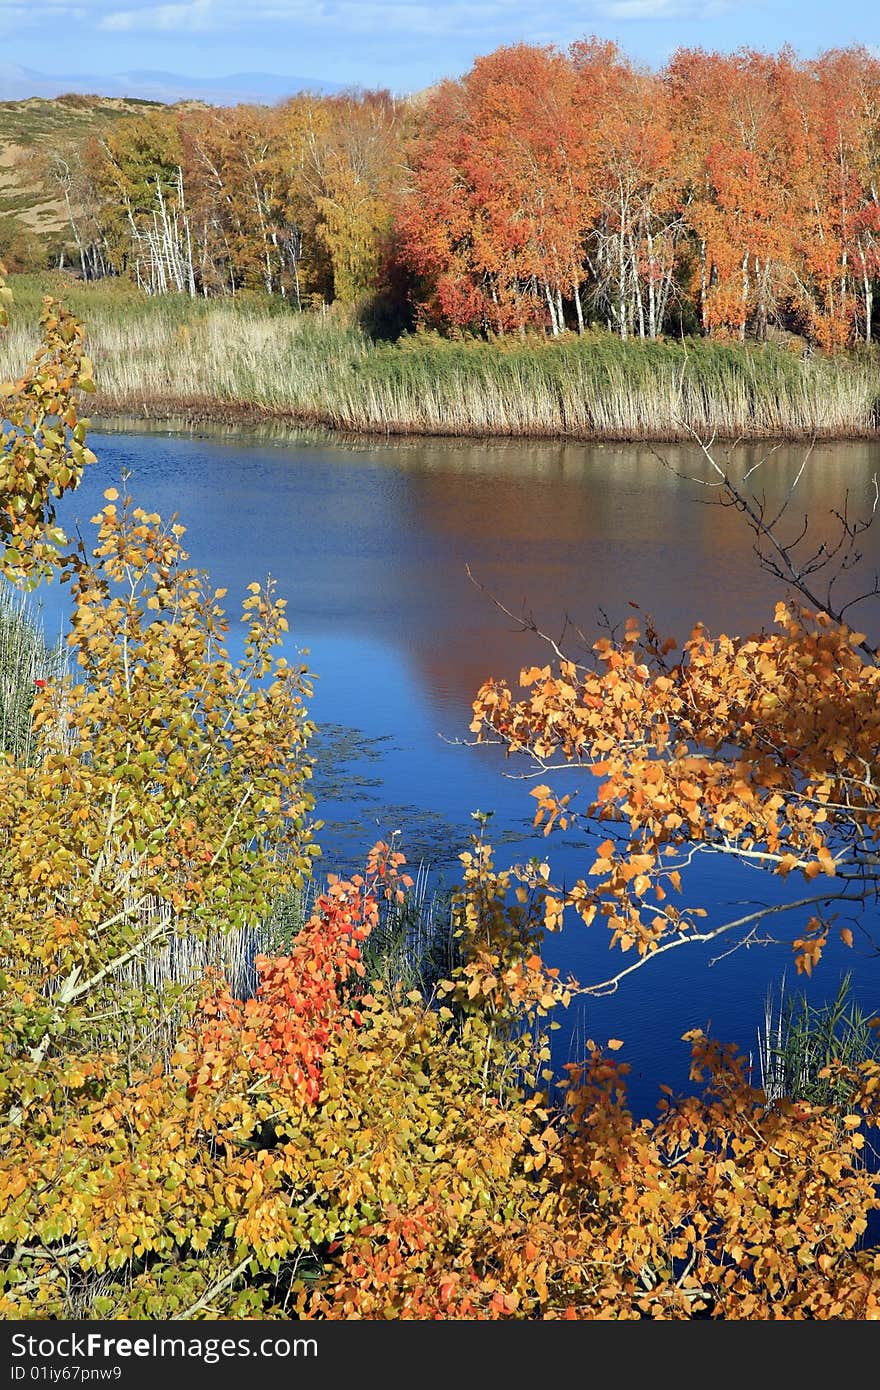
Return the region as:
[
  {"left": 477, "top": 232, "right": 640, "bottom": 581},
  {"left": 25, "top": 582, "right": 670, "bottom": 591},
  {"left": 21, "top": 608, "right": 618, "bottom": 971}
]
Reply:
[{"left": 0, "top": 94, "right": 171, "bottom": 265}]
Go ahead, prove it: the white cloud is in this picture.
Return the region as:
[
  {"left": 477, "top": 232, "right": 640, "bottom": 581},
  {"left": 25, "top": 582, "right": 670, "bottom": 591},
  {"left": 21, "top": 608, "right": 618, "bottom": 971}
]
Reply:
[
  {"left": 1, "top": 0, "right": 733, "bottom": 44},
  {"left": 93, "top": 0, "right": 521, "bottom": 38},
  {"left": 595, "top": 0, "right": 729, "bottom": 17},
  {"left": 99, "top": 0, "right": 212, "bottom": 31},
  {"left": 0, "top": 3, "right": 86, "bottom": 36}
]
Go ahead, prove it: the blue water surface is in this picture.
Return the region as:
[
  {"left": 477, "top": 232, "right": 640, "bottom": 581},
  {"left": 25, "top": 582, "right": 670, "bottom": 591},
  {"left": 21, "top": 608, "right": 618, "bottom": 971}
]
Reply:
[{"left": 37, "top": 424, "right": 880, "bottom": 1117}]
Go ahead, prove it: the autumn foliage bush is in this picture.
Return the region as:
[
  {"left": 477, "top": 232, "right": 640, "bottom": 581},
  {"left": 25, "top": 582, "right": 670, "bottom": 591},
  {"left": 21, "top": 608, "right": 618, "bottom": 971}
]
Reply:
[{"left": 2, "top": 269, "right": 880, "bottom": 1319}]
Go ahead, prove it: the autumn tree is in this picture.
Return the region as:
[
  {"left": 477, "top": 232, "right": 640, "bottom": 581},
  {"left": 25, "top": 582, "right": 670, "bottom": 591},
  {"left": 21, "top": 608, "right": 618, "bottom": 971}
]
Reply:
[
  {"left": 37, "top": 139, "right": 109, "bottom": 281},
  {"left": 665, "top": 48, "right": 797, "bottom": 341},
  {"left": 0, "top": 266, "right": 320, "bottom": 1309},
  {"left": 791, "top": 47, "right": 880, "bottom": 347},
  {"left": 400, "top": 45, "right": 592, "bottom": 335},
  {"left": 572, "top": 39, "right": 683, "bottom": 340},
  {"left": 178, "top": 104, "right": 303, "bottom": 299},
  {"left": 0, "top": 273, "right": 319, "bottom": 1062},
  {"left": 297, "top": 92, "right": 404, "bottom": 308},
  {"left": 402, "top": 40, "right": 688, "bottom": 340},
  {"left": 467, "top": 439, "right": 880, "bottom": 1007},
  {"left": 89, "top": 109, "right": 196, "bottom": 295},
  {"left": 0, "top": 278, "right": 95, "bottom": 582},
  {"left": 664, "top": 44, "right": 880, "bottom": 345}
]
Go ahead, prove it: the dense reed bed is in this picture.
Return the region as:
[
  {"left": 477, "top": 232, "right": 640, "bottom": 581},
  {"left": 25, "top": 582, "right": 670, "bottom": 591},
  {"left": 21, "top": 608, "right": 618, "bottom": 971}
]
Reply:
[
  {"left": 3, "top": 275, "right": 880, "bottom": 440},
  {"left": 0, "top": 274, "right": 368, "bottom": 425},
  {"left": 338, "top": 334, "right": 880, "bottom": 440},
  {"left": 756, "top": 973, "right": 879, "bottom": 1106},
  {"left": 0, "top": 584, "right": 64, "bottom": 764}
]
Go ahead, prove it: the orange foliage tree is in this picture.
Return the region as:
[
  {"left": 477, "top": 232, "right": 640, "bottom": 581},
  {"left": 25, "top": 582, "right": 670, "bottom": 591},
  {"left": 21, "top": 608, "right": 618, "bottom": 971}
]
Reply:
[
  {"left": 471, "top": 603, "right": 879, "bottom": 985},
  {"left": 399, "top": 44, "right": 591, "bottom": 335},
  {"left": 403, "top": 39, "right": 880, "bottom": 346},
  {"left": 791, "top": 48, "right": 880, "bottom": 347},
  {"left": 468, "top": 441, "right": 880, "bottom": 994}
]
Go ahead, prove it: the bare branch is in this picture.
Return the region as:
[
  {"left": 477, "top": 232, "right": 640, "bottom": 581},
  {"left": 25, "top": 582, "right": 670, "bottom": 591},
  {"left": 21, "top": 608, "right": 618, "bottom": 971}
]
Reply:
[
  {"left": 583, "top": 893, "right": 854, "bottom": 996},
  {"left": 656, "top": 427, "right": 879, "bottom": 660}
]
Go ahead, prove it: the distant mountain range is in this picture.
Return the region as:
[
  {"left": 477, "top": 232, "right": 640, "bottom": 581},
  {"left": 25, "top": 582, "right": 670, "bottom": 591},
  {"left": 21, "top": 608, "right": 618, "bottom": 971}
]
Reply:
[{"left": 0, "top": 65, "right": 343, "bottom": 106}]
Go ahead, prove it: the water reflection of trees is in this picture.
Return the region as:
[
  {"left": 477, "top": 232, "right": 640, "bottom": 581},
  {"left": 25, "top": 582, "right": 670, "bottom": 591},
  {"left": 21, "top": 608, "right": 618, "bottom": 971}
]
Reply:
[{"left": 383, "top": 439, "right": 880, "bottom": 717}]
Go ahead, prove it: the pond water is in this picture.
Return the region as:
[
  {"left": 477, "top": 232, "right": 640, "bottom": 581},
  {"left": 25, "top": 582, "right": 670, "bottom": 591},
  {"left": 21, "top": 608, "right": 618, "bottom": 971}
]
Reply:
[{"left": 39, "top": 423, "right": 880, "bottom": 1116}]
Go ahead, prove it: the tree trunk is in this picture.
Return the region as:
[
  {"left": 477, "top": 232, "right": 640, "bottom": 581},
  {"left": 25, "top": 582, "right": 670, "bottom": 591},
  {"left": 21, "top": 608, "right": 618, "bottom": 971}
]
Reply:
[
  {"left": 618, "top": 215, "right": 628, "bottom": 342},
  {"left": 544, "top": 281, "right": 559, "bottom": 336},
  {"left": 154, "top": 178, "right": 182, "bottom": 292},
  {"left": 630, "top": 233, "right": 645, "bottom": 340},
  {"left": 647, "top": 229, "right": 657, "bottom": 339},
  {"left": 178, "top": 167, "right": 196, "bottom": 298},
  {"left": 572, "top": 275, "right": 584, "bottom": 334}
]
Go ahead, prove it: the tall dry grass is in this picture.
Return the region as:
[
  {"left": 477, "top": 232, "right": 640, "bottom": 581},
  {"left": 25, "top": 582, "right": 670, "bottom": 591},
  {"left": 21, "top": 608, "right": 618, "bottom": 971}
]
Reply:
[
  {"left": 0, "top": 275, "right": 368, "bottom": 423},
  {"left": 3, "top": 275, "right": 880, "bottom": 440},
  {"left": 756, "top": 973, "right": 879, "bottom": 1107},
  {"left": 0, "top": 582, "right": 64, "bottom": 764},
  {"left": 335, "top": 334, "right": 880, "bottom": 440}
]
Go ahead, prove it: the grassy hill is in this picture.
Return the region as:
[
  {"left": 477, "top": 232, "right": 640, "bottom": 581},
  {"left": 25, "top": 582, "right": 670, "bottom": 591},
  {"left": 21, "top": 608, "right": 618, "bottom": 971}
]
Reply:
[{"left": 0, "top": 94, "right": 169, "bottom": 267}]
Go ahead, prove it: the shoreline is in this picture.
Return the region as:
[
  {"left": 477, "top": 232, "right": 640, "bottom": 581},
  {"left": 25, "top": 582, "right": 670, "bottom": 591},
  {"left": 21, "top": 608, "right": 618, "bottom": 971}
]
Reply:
[
  {"left": 91, "top": 392, "right": 880, "bottom": 446},
  {"left": 5, "top": 278, "right": 880, "bottom": 447}
]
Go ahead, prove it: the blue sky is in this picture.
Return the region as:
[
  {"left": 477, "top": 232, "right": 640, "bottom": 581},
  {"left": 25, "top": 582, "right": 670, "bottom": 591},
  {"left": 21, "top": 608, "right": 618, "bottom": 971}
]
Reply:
[{"left": 1, "top": 0, "right": 878, "bottom": 93}]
